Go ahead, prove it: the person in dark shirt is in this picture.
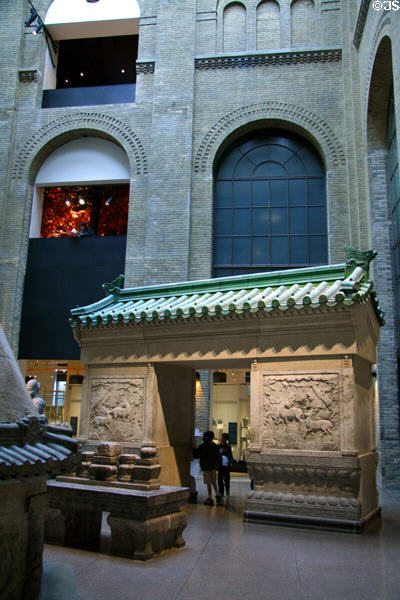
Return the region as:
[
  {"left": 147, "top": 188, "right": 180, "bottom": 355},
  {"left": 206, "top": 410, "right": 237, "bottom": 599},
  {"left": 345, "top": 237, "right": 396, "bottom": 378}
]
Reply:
[
  {"left": 218, "top": 433, "right": 233, "bottom": 498},
  {"left": 193, "top": 430, "right": 221, "bottom": 505}
]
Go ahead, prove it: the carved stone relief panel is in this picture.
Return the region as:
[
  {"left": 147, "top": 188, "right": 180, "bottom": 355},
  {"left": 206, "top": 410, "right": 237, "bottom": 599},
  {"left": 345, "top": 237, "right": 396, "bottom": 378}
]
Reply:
[
  {"left": 262, "top": 373, "right": 340, "bottom": 451},
  {"left": 88, "top": 377, "right": 144, "bottom": 444}
]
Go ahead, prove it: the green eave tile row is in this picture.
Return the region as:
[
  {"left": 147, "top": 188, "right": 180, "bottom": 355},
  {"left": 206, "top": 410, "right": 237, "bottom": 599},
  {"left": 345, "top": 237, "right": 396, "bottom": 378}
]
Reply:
[{"left": 70, "top": 266, "right": 384, "bottom": 328}]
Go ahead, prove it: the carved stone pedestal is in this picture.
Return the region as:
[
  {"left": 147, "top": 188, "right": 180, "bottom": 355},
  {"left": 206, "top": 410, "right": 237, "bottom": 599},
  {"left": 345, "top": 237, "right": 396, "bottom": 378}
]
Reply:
[
  {"left": 108, "top": 510, "right": 187, "bottom": 560},
  {"left": 246, "top": 357, "right": 381, "bottom": 532},
  {"left": 244, "top": 452, "right": 380, "bottom": 531}
]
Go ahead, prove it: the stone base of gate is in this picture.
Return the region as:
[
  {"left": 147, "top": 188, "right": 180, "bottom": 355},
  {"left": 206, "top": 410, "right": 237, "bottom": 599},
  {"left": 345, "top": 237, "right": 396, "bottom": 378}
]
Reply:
[
  {"left": 244, "top": 451, "right": 380, "bottom": 532},
  {"left": 108, "top": 510, "right": 187, "bottom": 560}
]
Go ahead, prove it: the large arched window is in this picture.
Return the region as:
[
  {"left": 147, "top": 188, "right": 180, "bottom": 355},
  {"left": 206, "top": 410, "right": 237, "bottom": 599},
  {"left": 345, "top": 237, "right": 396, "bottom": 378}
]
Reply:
[{"left": 213, "top": 131, "right": 327, "bottom": 277}]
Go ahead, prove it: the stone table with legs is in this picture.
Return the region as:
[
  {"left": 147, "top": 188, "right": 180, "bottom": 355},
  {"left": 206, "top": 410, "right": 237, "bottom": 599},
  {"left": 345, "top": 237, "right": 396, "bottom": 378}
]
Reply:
[{"left": 45, "top": 443, "right": 189, "bottom": 560}]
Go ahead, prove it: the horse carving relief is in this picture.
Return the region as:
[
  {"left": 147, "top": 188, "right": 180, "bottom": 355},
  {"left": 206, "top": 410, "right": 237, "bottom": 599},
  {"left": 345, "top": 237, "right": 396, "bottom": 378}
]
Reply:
[
  {"left": 262, "top": 373, "right": 339, "bottom": 451},
  {"left": 88, "top": 377, "right": 144, "bottom": 443}
]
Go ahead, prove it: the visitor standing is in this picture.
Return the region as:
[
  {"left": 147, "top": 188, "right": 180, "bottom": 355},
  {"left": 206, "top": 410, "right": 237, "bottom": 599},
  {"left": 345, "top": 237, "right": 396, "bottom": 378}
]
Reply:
[
  {"left": 193, "top": 431, "right": 221, "bottom": 505},
  {"left": 218, "top": 433, "right": 233, "bottom": 498}
]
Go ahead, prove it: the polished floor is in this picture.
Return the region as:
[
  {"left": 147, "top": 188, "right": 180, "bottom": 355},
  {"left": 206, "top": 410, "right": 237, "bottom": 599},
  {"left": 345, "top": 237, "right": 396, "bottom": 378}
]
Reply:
[{"left": 41, "top": 476, "right": 400, "bottom": 600}]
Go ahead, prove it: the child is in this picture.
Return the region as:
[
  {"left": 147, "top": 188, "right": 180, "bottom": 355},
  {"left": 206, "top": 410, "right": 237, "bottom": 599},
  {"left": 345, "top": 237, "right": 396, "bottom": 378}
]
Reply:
[
  {"left": 193, "top": 430, "right": 221, "bottom": 505},
  {"left": 218, "top": 433, "right": 233, "bottom": 498}
]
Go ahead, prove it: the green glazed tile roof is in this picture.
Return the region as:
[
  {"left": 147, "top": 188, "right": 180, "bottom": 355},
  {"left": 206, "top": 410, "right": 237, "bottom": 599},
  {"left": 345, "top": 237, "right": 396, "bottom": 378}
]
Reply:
[{"left": 70, "top": 249, "right": 384, "bottom": 329}]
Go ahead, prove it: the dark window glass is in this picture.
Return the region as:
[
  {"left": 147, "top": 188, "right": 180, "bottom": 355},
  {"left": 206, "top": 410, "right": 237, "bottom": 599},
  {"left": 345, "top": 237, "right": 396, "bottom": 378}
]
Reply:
[
  {"left": 233, "top": 237, "right": 251, "bottom": 263},
  {"left": 253, "top": 161, "right": 286, "bottom": 177},
  {"left": 285, "top": 154, "right": 305, "bottom": 176},
  {"left": 290, "top": 236, "right": 308, "bottom": 264},
  {"left": 215, "top": 181, "right": 232, "bottom": 208},
  {"left": 309, "top": 236, "right": 327, "bottom": 263},
  {"left": 308, "top": 207, "right": 326, "bottom": 234},
  {"left": 252, "top": 237, "right": 269, "bottom": 264},
  {"left": 218, "top": 149, "right": 243, "bottom": 178},
  {"left": 270, "top": 208, "right": 288, "bottom": 234},
  {"left": 215, "top": 209, "right": 232, "bottom": 235},
  {"left": 233, "top": 181, "right": 251, "bottom": 207},
  {"left": 307, "top": 179, "right": 326, "bottom": 206},
  {"left": 233, "top": 209, "right": 251, "bottom": 234},
  {"left": 252, "top": 181, "right": 269, "bottom": 206},
  {"left": 252, "top": 208, "right": 269, "bottom": 235},
  {"left": 213, "top": 130, "right": 326, "bottom": 276},
  {"left": 290, "top": 207, "right": 307, "bottom": 234},
  {"left": 271, "top": 236, "right": 289, "bottom": 264},
  {"left": 289, "top": 179, "right": 307, "bottom": 206},
  {"left": 234, "top": 156, "right": 253, "bottom": 177},
  {"left": 270, "top": 180, "right": 288, "bottom": 206},
  {"left": 214, "top": 237, "right": 231, "bottom": 264}
]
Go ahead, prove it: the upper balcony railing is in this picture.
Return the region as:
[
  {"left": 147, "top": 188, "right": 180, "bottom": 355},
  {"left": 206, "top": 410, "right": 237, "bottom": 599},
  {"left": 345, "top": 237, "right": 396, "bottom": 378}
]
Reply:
[{"left": 42, "top": 83, "right": 136, "bottom": 109}]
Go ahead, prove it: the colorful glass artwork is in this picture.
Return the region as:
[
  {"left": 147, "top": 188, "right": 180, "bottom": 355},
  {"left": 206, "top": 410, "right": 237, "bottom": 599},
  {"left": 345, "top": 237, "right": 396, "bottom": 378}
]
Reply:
[{"left": 40, "top": 185, "right": 129, "bottom": 238}]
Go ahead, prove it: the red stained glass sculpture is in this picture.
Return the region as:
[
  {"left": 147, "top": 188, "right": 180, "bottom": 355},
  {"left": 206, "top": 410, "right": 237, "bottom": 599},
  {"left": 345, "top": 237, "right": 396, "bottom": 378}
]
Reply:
[{"left": 40, "top": 185, "right": 129, "bottom": 238}]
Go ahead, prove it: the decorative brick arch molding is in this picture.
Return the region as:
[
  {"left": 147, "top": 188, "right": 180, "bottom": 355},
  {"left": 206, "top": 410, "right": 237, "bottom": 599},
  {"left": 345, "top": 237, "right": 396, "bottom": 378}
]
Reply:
[
  {"left": 362, "top": 17, "right": 392, "bottom": 133},
  {"left": 194, "top": 102, "right": 346, "bottom": 173},
  {"left": 12, "top": 112, "right": 148, "bottom": 180}
]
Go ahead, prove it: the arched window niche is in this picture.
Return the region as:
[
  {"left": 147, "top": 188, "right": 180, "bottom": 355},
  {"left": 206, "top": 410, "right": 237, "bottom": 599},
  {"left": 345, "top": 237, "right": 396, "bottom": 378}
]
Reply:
[
  {"left": 30, "top": 137, "right": 130, "bottom": 239},
  {"left": 256, "top": 0, "right": 280, "bottom": 50},
  {"left": 213, "top": 130, "right": 327, "bottom": 277},
  {"left": 223, "top": 2, "right": 247, "bottom": 52},
  {"left": 290, "top": 0, "right": 315, "bottom": 48}
]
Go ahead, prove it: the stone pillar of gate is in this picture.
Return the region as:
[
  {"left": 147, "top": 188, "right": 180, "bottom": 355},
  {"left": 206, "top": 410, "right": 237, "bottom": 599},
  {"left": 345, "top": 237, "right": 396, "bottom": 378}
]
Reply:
[
  {"left": 151, "top": 364, "right": 195, "bottom": 487},
  {"left": 245, "top": 354, "right": 380, "bottom": 531},
  {"left": 80, "top": 362, "right": 194, "bottom": 487}
]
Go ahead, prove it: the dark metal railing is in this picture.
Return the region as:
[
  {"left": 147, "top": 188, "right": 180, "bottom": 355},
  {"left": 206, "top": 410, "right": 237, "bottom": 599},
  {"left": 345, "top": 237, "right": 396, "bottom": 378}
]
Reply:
[{"left": 42, "top": 83, "right": 136, "bottom": 108}]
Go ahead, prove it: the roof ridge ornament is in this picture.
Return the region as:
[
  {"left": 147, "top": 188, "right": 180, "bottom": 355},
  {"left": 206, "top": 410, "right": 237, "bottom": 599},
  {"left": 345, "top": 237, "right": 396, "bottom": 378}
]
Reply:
[
  {"left": 102, "top": 274, "right": 125, "bottom": 299},
  {"left": 344, "top": 245, "right": 377, "bottom": 281}
]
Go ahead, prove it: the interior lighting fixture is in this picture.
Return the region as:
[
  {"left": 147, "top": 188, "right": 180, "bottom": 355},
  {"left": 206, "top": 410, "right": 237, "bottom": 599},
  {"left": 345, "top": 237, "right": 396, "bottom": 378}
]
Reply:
[
  {"left": 80, "top": 72, "right": 84, "bottom": 77},
  {"left": 24, "top": 1, "right": 58, "bottom": 68},
  {"left": 78, "top": 198, "right": 85, "bottom": 206},
  {"left": 32, "top": 17, "right": 44, "bottom": 35},
  {"left": 65, "top": 199, "right": 71, "bottom": 206},
  {"left": 121, "top": 68, "right": 126, "bottom": 74}
]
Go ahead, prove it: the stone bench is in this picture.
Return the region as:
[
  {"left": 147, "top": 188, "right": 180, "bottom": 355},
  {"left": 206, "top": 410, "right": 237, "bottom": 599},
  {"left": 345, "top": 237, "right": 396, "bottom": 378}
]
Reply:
[{"left": 45, "top": 477, "right": 189, "bottom": 560}]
